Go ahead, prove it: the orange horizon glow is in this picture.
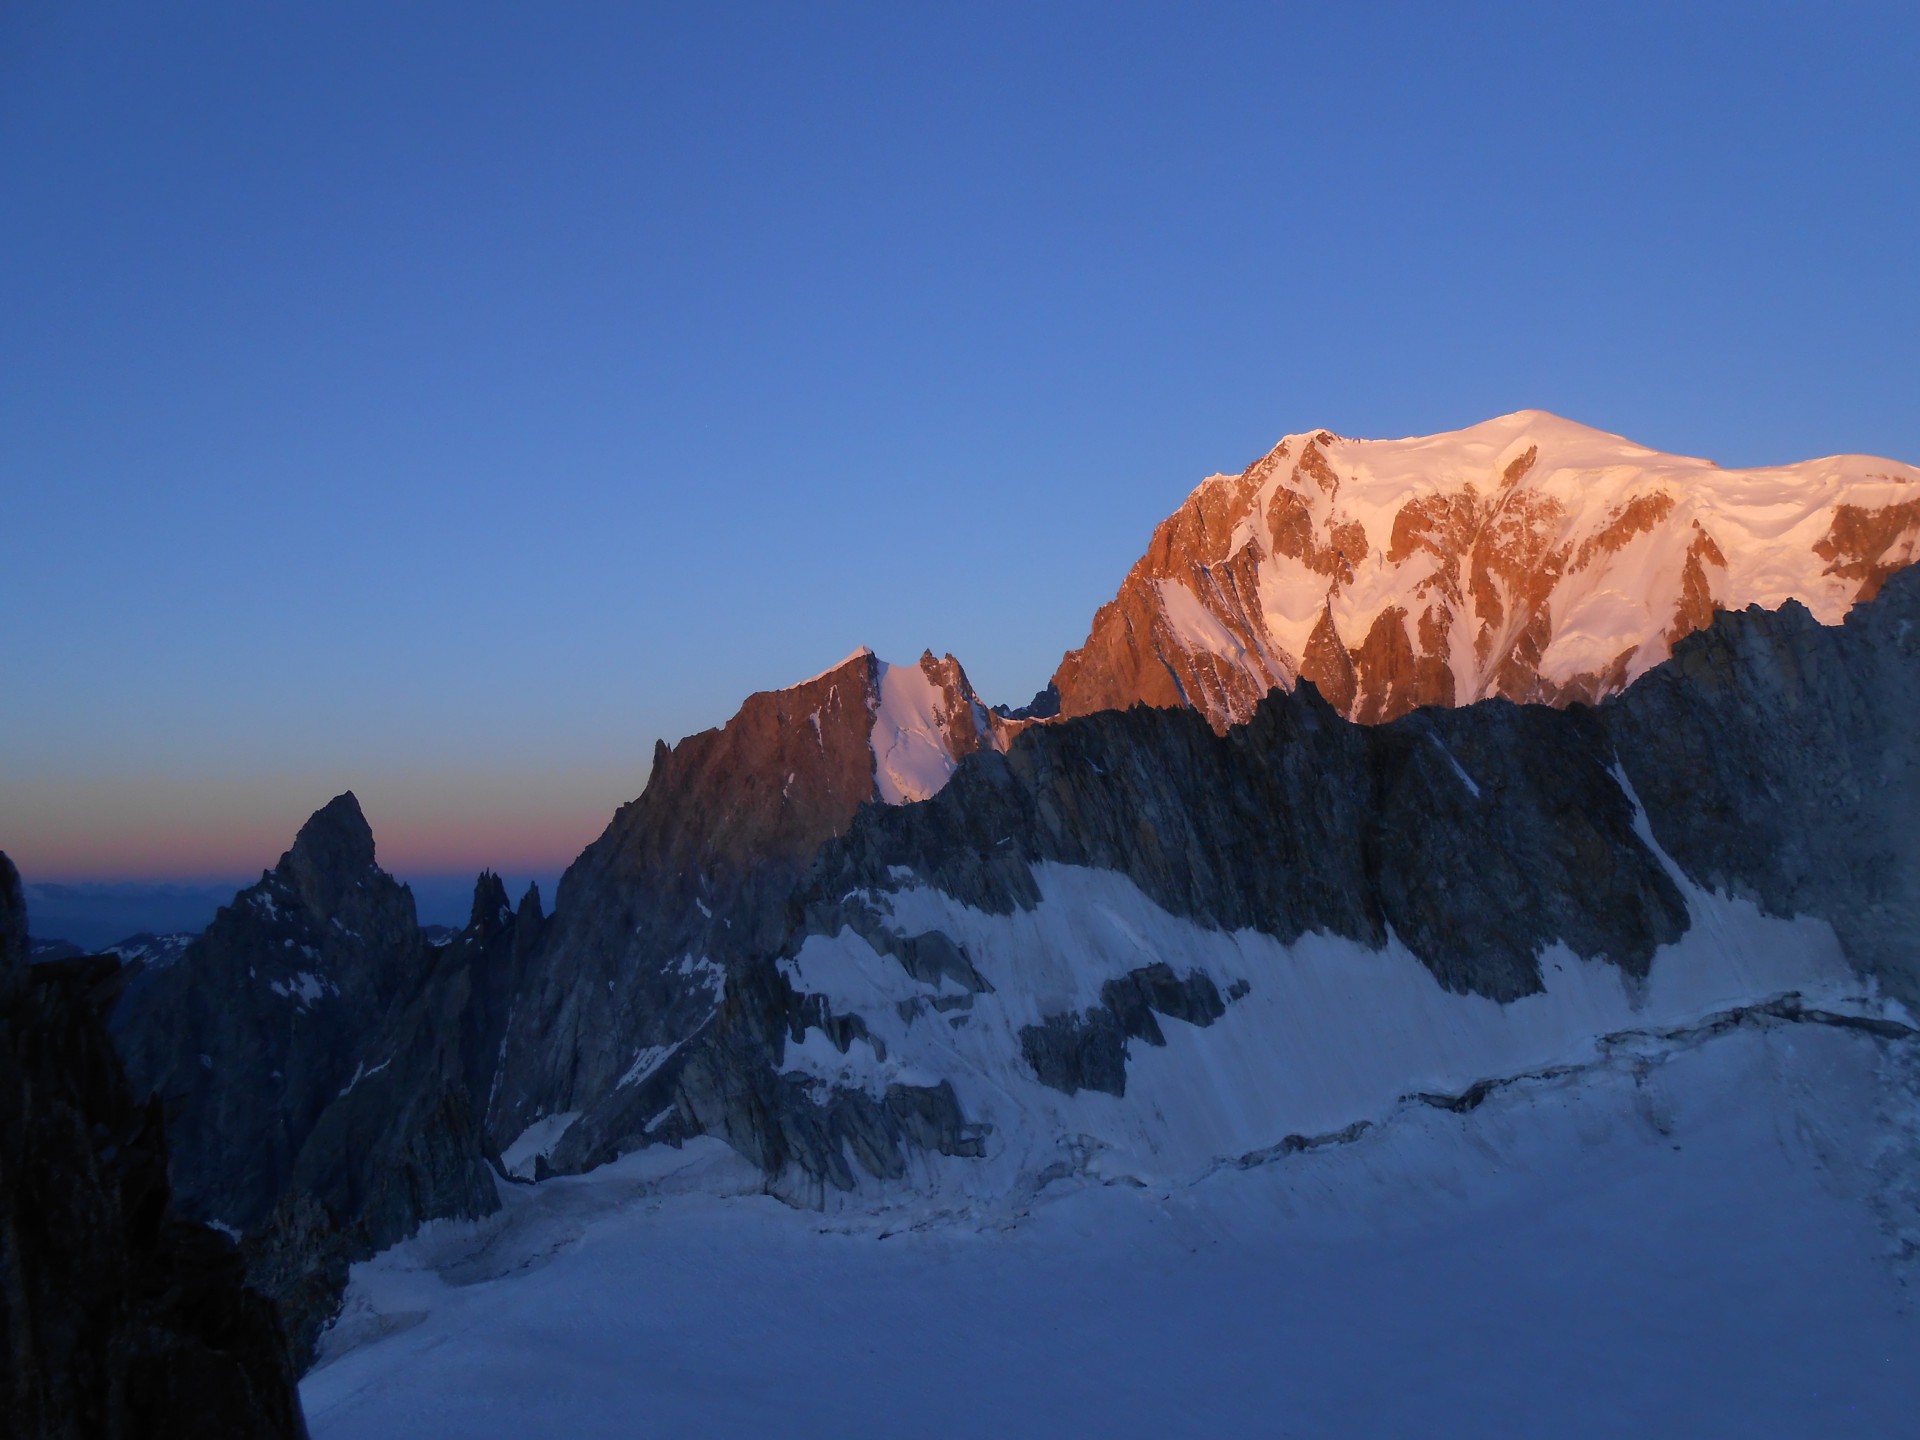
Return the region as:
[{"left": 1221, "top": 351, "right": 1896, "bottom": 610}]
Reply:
[{"left": 0, "top": 772, "right": 637, "bottom": 887}]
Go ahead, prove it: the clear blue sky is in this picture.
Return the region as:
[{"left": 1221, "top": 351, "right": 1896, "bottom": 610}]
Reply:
[{"left": 3, "top": 2, "right": 1916, "bottom": 895}]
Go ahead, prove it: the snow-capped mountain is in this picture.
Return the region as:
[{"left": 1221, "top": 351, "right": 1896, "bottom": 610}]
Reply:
[
  {"left": 110, "top": 797, "right": 544, "bottom": 1362},
  {"left": 1053, "top": 411, "right": 1920, "bottom": 727},
  {"left": 473, "top": 563, "right": 1920, "bottom": 1213},
  {"left": 99, "top": 415, "right": 1920, "bottom": 1389}
]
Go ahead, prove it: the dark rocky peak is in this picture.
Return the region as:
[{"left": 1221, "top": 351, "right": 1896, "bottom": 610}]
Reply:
[
  {"left": 112, "top": 794, "right": 430, "bottom": 1236},
  {"left": 467, "top": 870, "right": 513, "bottom": 936},
  {"left": 517, "top": 881, "right": 544, "bottom": 925},
  {"left": 283, "top": 791, "right": 379, "bottom": 917},
  {"left": 216, "top": 793, "right": 422, "bottom": 994},
  {"left": 108, "top": 799, "right": 500, "bottom": 1368},
  {"left": 994, "top": 681, "right": 1061, "bottom": 722}
]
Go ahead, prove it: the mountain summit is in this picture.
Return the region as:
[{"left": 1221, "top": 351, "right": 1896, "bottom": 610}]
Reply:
[
  {"left": 484, "top": 645, "right": 1015, "bottom": 1173},
  {"left": 1052, "top": 411, "right": 1920, "bottom": 727}
]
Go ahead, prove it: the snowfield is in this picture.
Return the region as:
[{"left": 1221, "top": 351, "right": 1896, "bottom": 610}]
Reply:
[
  {"left": 777, "top": 861, "right": 1868, "bottom": 1202},
  {"left": 870, "top": 655, "right": 970, "bottom": 805},
  {"left": 304, "top": 1010, "right": 1920, "bottom": 1439},
  {"left": 303, "top": 812, "right": 1920, "bottom": 1438}
]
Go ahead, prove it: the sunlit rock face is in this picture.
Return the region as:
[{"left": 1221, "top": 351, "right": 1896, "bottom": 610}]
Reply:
[
  {"left": 483, "top": 645, "right": 1017, "bottom": 1179},
  {"left": 1052, "top": 410, "right": 1920, "bottom": 728}
]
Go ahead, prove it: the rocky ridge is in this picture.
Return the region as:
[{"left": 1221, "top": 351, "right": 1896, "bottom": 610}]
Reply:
[
  {"left": 694, "top": 562, "right": 1920, "bottom": 1197},
  {"left": 111, "top": 799, "right": 543, "bottom": 1365},
  {"left": 108, "top": 647, "right": 1007, "bottom": 1359},
  {"left": 478, "top": 565, "right": 1920, "bottom": 1210},
  {"left": 483, "top": 645, "right": 1012, "bottom": 1181}
]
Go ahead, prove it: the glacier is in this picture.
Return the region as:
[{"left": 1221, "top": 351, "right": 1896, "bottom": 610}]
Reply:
[{"left": 305, "top": 1005, "right": 1920, "bottom": 1439}]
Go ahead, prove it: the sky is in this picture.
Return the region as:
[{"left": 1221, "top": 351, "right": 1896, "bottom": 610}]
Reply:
[{"left": 3, "top": 2, "right": 1917, "bottom": 912}]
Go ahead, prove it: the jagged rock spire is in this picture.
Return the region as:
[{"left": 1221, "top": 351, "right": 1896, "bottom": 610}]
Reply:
[
  {"left": 469, "top": 871, "right": 512, "bottom": 934},
  {"left": 284, "top": 791, "right": 380, "bottom": 918}
]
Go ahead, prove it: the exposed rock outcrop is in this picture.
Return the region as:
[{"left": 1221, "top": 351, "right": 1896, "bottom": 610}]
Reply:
[
  {"left": 485, "top": 646, "right": 1013, "bottom": 1181},
  {"left": 1608, "top": 571, "right": 1920, "bottom": 1007},
  {"left": 801, "top": 679, "right": 1691, "bottom": 1005},
  {"left": 0, "top": 853, "right": 309, "bottom": 1438}
]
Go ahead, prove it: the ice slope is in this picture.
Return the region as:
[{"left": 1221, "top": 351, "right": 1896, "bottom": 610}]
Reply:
[
  {"left": 1291, "top": 412, "right": 1919, "bottom": 686},
  {"left": 775, "top": 756, "right": 1873, "bottom": 1198},
  {"left": 303, "top": 1014, "right": 1920, "bottom": 1439},
  {"left": 775, "top": 852, "right": 1879, "bottom": 1202},
  {"left": 870, "top": 657, "right": 975, "bottom": 804}
]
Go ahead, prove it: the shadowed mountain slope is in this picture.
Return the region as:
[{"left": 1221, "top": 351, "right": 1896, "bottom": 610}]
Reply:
[{"left": 1, "top": 853, "right": 309, "bottom": 1437}]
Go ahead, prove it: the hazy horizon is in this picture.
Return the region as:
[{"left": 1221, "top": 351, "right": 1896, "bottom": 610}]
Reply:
[{"left": 19, "top": 866, "right": 567, "bottom": 945}]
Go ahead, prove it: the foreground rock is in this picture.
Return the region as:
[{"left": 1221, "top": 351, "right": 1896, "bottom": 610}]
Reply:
[{"left": 0, "top": 853, "right": 308, "bottom": 1437}]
